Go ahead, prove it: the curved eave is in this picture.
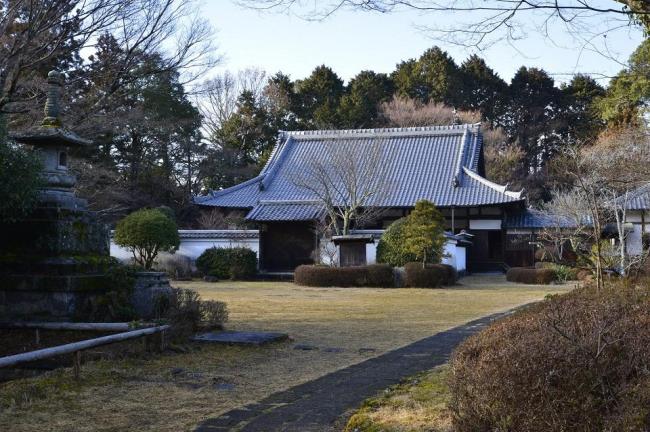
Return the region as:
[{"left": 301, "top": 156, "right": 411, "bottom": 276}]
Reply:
[{"left": 462, "top": 167, "right": 524, "bottom": 201}]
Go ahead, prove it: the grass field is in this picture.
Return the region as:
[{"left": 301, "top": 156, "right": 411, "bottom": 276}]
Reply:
[{"left": 0, "top": 275, "right": 572, "bottom": 432}]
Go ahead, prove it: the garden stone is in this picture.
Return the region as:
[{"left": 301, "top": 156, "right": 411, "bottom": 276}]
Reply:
[
  {"left": 193, "top": 331, "right": 289, "bottom": 346},
  {"left": 293, "top": 344, "right": 319, "bottom": 351}
]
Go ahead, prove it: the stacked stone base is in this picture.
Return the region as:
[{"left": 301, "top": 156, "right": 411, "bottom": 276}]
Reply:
[{"left": 0, "top": 205, "right": 111, "bottom": 321}]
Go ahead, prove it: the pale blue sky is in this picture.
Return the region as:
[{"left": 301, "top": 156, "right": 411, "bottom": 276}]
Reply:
[{"left": 203, "top": 1, "right": 644, "bottom": 85}]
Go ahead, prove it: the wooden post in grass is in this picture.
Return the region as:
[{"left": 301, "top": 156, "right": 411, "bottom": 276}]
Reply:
[{"left": 72, "top": 351, "right": 81, "bottom": 379}]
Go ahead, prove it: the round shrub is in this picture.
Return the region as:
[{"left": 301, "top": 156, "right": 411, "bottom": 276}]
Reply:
[
  {"left": 506, "top": 267, "right": 556, "bottom": 284},
  {"left": 404, "top": 262, "right": 456, "bottom": 288},
  {"left": 376, "top": 218, "right": 416, "bottom": 266},
  {"left": 196, "top": 247, "right": 257, "bottom": 280},
  {"left": 448, "top": 282, "right": 650, "bottom": 432},
  {"left": 294, "top": 264, "right": 394, "bottom": 287},
  {"left": 114, "top": 208, "right": 179, "bottom": 270}
]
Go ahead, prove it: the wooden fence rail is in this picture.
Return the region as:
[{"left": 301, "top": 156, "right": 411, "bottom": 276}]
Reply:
[{"left": 0, "top": 324, "right": 170, "bottom": 377}]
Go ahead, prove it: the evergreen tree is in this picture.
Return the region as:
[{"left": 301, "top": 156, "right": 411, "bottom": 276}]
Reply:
[
  {"left": 504, "top": 67, "right": 563, "bottom": 171},
  {"left": 598, "top": 39, "right": 650, "bottom": 127},
  {"left": 403, "top": 200, "right": 447, "bottom": 267},
  {"left": 458, "top": 55, "right": 508, "bottom": 125},
  {"left": 294, "top": 65, "right": 345, "bottom": 128},
  {"left": 415, "top": 47, "right": 462, "bottom": 105},
  {"left": 560, "top": 74, "right": 606, "bottom": 142},
  {"left": 338, "top": 71, "right": 394, "bottom": 128},
  {"left": 392, "top": 59, "right": 425, "bottom": 101}
]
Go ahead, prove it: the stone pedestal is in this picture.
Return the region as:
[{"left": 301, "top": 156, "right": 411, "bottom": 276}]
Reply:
[
  {"left": 131, "top": 272, "right": 173, "bottom": 320},
  {"left": 0, "top": 207, "right": 111, "bottom": 321}
]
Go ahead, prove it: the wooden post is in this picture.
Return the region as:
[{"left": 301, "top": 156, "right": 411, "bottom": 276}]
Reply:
[
  {"left": 34, "top": 329, "right": 40, "bottom": 346},
  {"left": 72, "top": 351, "right": 81, "bottom": 379},
  {"left": 160, "top": 329, "right": 166, "bottom": 352}
]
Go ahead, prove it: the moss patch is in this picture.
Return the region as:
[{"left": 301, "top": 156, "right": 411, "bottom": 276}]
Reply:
[{"left": 344, "top": 366, "right": 452, "bottom": 432}]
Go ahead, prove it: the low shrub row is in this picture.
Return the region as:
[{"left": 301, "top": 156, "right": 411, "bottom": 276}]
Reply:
[
  {"left": 506, "top": 267, "right": 556, "bottom": 284},
  {"left": 294, "top": 264, "right": 394, "bottom": 287},
  {"left": 295, "top": 262, "right": 457, "bottom": 288},
  {"left": 196, "top": 247, "right": 257, "bottom": 280},
  {"left": 449, "top": 280, "right": 650, "bottom": 431},
  {"left": 404, "top": 262, "right": 457, "bottom": 288}
]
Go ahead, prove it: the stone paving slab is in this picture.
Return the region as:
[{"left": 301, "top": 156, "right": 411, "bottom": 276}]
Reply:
[
  {"left": 192, "top": 331, "right": 289, "bottom": 346},
  {"left": 195, "top": 309, "right": 514, "bottom": 432}
]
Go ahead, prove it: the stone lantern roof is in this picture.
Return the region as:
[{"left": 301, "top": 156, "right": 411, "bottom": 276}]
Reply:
[{"left": 10, "top": 70, "right": 92, "bottom": 147}]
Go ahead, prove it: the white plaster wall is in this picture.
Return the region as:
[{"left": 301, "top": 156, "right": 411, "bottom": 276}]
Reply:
[
  {"left": 110, "top": 231, "right": 260, "bottom": 263},
  {"left": 441, "top": 240, "right": 466, "bottom": 273},
  {"left": 366, "top": 242, "right": 377, "bottom": 264},
  {"left": 623, "top": 211, "right": 649, "bottom": 256},
  {"left": 469, "top": 219, "right": 502, "bottom": 230},
  {"left": 317, "top": 235, "right": 464, "bottom": 272}
]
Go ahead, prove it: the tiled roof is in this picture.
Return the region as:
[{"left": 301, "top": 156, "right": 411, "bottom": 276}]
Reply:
[
  {"left": 177, "top": 230, "right": 259, "bottom": 239},
  {"left": 621, "top": 183, "right": 650, "bottom": 211},
  {"left": 196, "top": 124, "right": 524, "bottom": 219},
  {"left": 505, "top": 209, "right": 577, "bottom": 229},
  {"left": 245, "top": 201, "right": 326, "bottom": 221}
]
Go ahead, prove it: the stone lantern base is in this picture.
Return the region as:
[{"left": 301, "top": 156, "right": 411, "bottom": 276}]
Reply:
[{"left": 0, "top": 205, "right": 111, "bottom": 321}]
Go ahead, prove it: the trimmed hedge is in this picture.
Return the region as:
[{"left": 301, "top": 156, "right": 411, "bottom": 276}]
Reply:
[
  {"left": 404, "top": 262, "right": 457, "bottom": 288},
  {"left": 506, "top": 267, "right": 556, "bottom": 284},
  {"left": 196, "top": 247, "right": 257, "bottom": 280},
  {"left": 294, "top": 264, "right": 394, "bottom": 287},
  {"left": 449, "top": 281, "right": 650, "bottom": 432}
]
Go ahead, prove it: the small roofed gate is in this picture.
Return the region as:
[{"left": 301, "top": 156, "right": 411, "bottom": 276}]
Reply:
[
  {"left": 333, "top": 235, "right": 374, "bottom": 267},
  {"left": 260, "top": 222, "right": 316, "bottom": 272},
  {"left": 339, "top": 243, "right": 366, "bottom": 267}
]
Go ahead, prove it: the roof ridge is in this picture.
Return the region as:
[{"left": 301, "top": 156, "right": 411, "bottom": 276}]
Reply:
[
  {"left": 281, "top": 123, "right": 480, "bottom": 137},
  {"left": 258, "top": 199, "right": 322, "bottom": 205},
  {"left": 462, "top": 167, "right": 524, "bottom": 200}
]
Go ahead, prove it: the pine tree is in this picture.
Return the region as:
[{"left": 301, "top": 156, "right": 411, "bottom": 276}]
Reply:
[{"left": 403, "top": 200, "right": 447, "bottom": 267}]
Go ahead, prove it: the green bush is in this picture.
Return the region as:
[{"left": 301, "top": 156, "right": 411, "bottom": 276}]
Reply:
[
  {"left": 114, "top": 208, "right": 179, "bottom": 269},
  {"left": 404, "top": 262, "right": 456, "bottom": 288},
  {"left": 506, "top": 267, "right": 556, "bottom": 284},
  {"left": 80, "top": 259, "right": 139, "bottom": 321},
  {"left": 535, "top": 262, "right": 579, "bottom": 282},
  {"left": 0, "top": 137, "right": 42, "bottom": 223},
  {"left": 294, "top": 264, "right": 394, "bottom": 287},
  {"left": 376, "top": 218, "right": 416, "bottom": 266},
  {"left": 449, "top": 281, "right": 650, "bottom": 432},
  {"left": 195, "top": 247, "right": 257, "bottom": 280},
  {"left": 403, "top": 200, "right": 447, "bottom": 265},
  {"left": 552, "top": 264, "right": 578, "bottom": 282}
]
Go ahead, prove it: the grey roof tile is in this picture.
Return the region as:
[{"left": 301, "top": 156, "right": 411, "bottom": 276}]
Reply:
[
  {"left": 245, "top": 201, "right": 326, "bottom": 221},
  {"left": 505, "top": 209, "right": 577, "bottom": 229},
  {"left": 621, "top": 183, "right": 650, "bottom": 211}
]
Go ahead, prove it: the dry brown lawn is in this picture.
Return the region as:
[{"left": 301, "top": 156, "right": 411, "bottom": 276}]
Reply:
[{"left": 0, "top": 275, "right": 572, "bottom": 432}]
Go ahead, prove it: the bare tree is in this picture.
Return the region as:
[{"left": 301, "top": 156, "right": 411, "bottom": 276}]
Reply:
[
  {"left": 0, "top": 0, "right": 218, "bottom": 117},
  {"left": 380, "top": 96, "right": 480, "bottom": 127},
  {"left": 238, "top": 0, "right": 648, "bottom": 67},
  {"left": 197, "top": 68, "right": 268, "bottom": 139},
  {"left": 291, "top": 140, "right": 394, "bottom": 236},
  {"left": 545, "top": 126, "right": 650, "bottom": 288}
]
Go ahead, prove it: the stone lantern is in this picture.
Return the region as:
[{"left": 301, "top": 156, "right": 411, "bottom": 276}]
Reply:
[
  {"left": 11, "top": 70, "right": 91, "bottom": 212},
  {"left": 0, "top": 71, "right": 110, "bottom": 320}
]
